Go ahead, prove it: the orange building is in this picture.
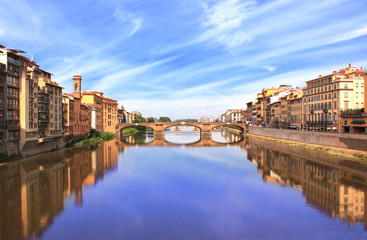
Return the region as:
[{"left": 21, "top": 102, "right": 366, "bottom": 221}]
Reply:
[
  {"left": 81, "top": 91, "right": 103, "bottom": 130},
  {"left": 62, "top": 75, "right": 90, "bottom": 136},
  {"left": 62, "top": 93, "right": 74, "bottom": 136},
  {"left": 82, "top": 90, "right": 117, "bottom": 133}
]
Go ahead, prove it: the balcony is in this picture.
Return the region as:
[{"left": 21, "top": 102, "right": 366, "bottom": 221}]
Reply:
[
  {"left": 306, "top": 121, "right": 332, "bottom": 125},
  {"left": 39, "top": 106, "right": 50, "bottom": 112},
  {"left": 6, "top": 122, "right": 20, "bottom": 130},
  {"left": 7, "top": 70, "right": 19, "bottom": 77},
  {"left": 351, "top": 120, "right": 366, "bottom": 125},
  {"left": 39, "top": 117, "right": 50, "bottom": 122},
  {"left": 7, "top": 104, "right": 19, "bottom": 110},
  {"left": 38, "top": 97, "right": 50, "bottom": 103},
  {"left": 6, "top": 116, "right": 19, "bottom": 121},
  {"left": 340, "top": 111, "right": 367, "bottom": 118},
  {"left": 7, "top": 57, "right": 20, "bottom": 66},
  {"left": 0, "top": 64, "right": 6, "bottom": 73}
]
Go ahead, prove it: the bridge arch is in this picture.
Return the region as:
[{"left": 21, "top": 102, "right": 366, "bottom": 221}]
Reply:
[
  {"left": 209, "top": 123, "right": 246, "bottom": 133},
  {"left": 163, "top": 123, "right": 203, "bottom": 132}
]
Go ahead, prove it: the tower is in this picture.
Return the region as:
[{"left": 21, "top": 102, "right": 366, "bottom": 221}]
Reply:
[{"left": 73, "top": 75, "right": 82, "bottom": 98}]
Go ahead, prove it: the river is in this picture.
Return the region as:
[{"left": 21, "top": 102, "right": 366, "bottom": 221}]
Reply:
[{"left": 0, "top": 127, "right": 366, "bottom": 240}]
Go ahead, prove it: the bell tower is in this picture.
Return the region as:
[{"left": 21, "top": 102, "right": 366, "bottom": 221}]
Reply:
[{"left": 73, "top": 75, "right": 82, "bottom": 98}]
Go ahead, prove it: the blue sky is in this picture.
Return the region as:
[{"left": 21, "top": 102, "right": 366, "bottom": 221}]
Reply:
[{"left": 1, "top": 0, "right": 367, "bottom": 120}]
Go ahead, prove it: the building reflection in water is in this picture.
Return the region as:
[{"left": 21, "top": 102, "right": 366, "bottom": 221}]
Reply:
[
  {"left": 247, "top": 137, "right": 367, "bottom": 230},
  {"left": 0, "top": 140, "right": 125, "bottom": 240}
]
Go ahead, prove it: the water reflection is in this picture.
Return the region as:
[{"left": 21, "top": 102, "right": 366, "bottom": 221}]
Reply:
[
  {"left": 0, "top": 140, "right": 125, "bottom": 240},
  {"left": 247, "top": 137, "right": 367, "bottom": 228},
  {"left": 121, "top": 127, "right": 244, "bottom": 145},
  {"left": 164, "top": 126, "right": 201, "bottom": 144},
  {"left": 1, "top": 135, "right": 367, "bottom": 239}
]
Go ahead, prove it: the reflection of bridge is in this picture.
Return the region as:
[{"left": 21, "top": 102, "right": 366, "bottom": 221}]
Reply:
[
  {"left": 120, "top": 136, "right": 247, "bottom": 147},
  {"left": 116, "top": 122, "right": 247, "bottom": 138}
]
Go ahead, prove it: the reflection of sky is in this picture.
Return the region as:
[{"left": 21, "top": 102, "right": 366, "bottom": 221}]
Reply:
[
  {"left": 41, "top": 145, "right": 366, "bottom": 240},
  {"left": 164, "top": 127, "right": 238, "bottom": 144}
]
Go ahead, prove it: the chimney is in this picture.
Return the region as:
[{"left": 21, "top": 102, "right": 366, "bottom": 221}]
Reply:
[
  {"left": 319, "top": 75, "right": 322, "bottom": 78},
  {"left": 349, "top": 63, "right": 351, "bottom": 68}
]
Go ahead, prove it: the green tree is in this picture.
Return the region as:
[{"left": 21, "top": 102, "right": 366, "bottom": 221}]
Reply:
[
  {"left": 159, "top": 116, "right": 171, "bottom": 122},
  {"left": 133, "top": 115, "right": 146, "bottom": 123},
  {"left": 147, "top": 117, "right": 155, "bottom": 123}
]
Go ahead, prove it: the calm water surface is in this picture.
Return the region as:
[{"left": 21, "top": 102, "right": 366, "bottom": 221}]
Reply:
[{"left": 1, "top": 128, "right": 367, "bottom": 240}]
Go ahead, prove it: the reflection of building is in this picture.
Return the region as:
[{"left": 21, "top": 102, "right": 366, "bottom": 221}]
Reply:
[
  {"left": 249, "top": 137, "right": 367, "bottom": 227},
  {"left": 0, "top": 139, "right": 124, "bottom": 240}
]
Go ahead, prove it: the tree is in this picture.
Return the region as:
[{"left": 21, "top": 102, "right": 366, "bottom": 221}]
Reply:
[
  {"left": 159, "top": 116, "right": 171, "bottom": 122},
  {"left": 133, "top": 115, "right": 146, "bottom": 123},
  {"left": 147, "top": 117, "right": 155, "bottom": 123}
]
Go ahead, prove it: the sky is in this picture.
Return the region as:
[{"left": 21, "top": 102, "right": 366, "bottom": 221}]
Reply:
[{"left": 1, "top": 0, "right": 367, "bottom": 120}]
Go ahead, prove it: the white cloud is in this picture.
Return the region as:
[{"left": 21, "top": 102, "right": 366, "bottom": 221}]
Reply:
[
  {"left": 114, "top": 8, "right": 143, "bottom": 37},
  {"left": 197, "top": 0, "right": 256, "bottom": 48}
]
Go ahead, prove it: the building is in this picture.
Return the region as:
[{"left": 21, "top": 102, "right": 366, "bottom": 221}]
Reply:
[
  {"left": 117, "top": 105, "right": 126, "bottom": 124},
  {"left": 101, "top": 94, "right": 118, "bottom": 132},
  {"left": 37, "top": 70, "right": 63, "bottom": 137},
  {"left": 244, "top": 102, "right": 254, "bottom": 123},
  {"left": 0, "top": 47, "right": 21, "bottom": 143},
  {"left": 82, "top": 90, "right": 117, "bottom": 133},
  {"left": 199, "top": 116, "right": 210, "bottom": 122},
  {"left": 130, "top": 111, "right": 141, "bottom": 122},
  {"left": 223, "top": 109, "right": 243, "bottom": 123},
  {"left": 81, "top": 91, "right": 103, "bottom": 131},
  {"left": 303, "top": 64, "right": 366, "bottom": 132},
  {"left": 287, "top": 91, "right": 303, "bottom": 130},
  {"left": 0, "top": 63, "right": 6, "bottom": 140},
  {"left": 339, "top": 73, "right": 367, "bottom": 133},
  {"left": 62, "top": 93, "right": 74, "bottom": 136}
]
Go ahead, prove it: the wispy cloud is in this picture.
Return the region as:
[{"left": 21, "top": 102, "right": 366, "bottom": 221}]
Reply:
[
  {"left": 197, "top": 0, "right": 255, "bottom": 48},
  {"left": 114, "top": 8, "right": 143, "bottom": 37},
  {"left": 1, "top": 0, "right": 367, "bottom": 119}
]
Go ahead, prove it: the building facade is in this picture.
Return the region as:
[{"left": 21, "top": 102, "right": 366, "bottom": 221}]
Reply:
[{"left": 303, "top": 64, "right": 366, "bottom": 132}]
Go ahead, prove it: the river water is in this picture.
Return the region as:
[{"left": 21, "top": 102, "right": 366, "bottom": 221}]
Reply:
[{"left": 1, "top": 127, "right": 367, "bottom": 240}]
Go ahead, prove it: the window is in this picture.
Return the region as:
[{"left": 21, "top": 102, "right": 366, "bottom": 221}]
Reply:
[
  {"left": 344, "top": 102, "right": 348, "bottom": 109},
  {"left": 356, "top": 83, "right": 358, "bottom": 88},
  {"left": 356, "top": 103, "right": 359, "bottom": 108},
  {"left": 345, "top": 83, "right": 348, "bottom": 88},
  {"left": 356, "top": 92, "right": 358, "bottom": 98},
  {"left": 344, "top": 92, "right": 348, "bottom": 98}
]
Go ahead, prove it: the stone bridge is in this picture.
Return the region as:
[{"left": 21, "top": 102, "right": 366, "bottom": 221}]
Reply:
[
  {"left": 120, "top": 136, "right": 247, "bottom": 147},
  {"left": 116, "top": 122, "right": 247, "bottom": 138}
]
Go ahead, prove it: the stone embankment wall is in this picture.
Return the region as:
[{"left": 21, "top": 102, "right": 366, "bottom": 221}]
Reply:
[
  {"left": 249, "top": 126, "right": 367, "bottom": 151},
  {"left": 0, "top": 133, "right": 89, "bottom": 158}
]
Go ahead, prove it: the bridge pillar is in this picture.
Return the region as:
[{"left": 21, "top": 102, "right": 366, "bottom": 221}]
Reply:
[
  {"left": 201, "top": 123, "right": 212, "bottom": 139},
  {"left": 153, "top": 123, "right": 165, "bottom": 139}
]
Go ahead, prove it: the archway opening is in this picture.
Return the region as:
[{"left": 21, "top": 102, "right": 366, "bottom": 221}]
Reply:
[
  {"left": 164, "top": 125, "right": 201, "bottom": 144},
  {"left": 211, "top": 125, "right": 244, "bottom": 143},
  {"left": 120, "top": 126, "right": 154, "bottom": 144}
]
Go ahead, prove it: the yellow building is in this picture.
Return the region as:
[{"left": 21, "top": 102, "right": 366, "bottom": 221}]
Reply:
[
  {"left": 82, "top": 90, "right": 117, "bottom": 132},
  {"left": 101, "top": 94, "right": 118, "bottom": 132},
  {"left": 303, "top": 64, "right": 366, "bottom": 132},
  {"left": 81, "top": 91, "right": 103, "bottom": 130}
]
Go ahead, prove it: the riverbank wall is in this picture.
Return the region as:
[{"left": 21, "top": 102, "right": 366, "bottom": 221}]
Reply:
[
  {"left": 248, "top": 126, "right": 367, "bottom": 151},
  {"left": 0, "top": 133, "right": 89, "bottom": 159}
]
